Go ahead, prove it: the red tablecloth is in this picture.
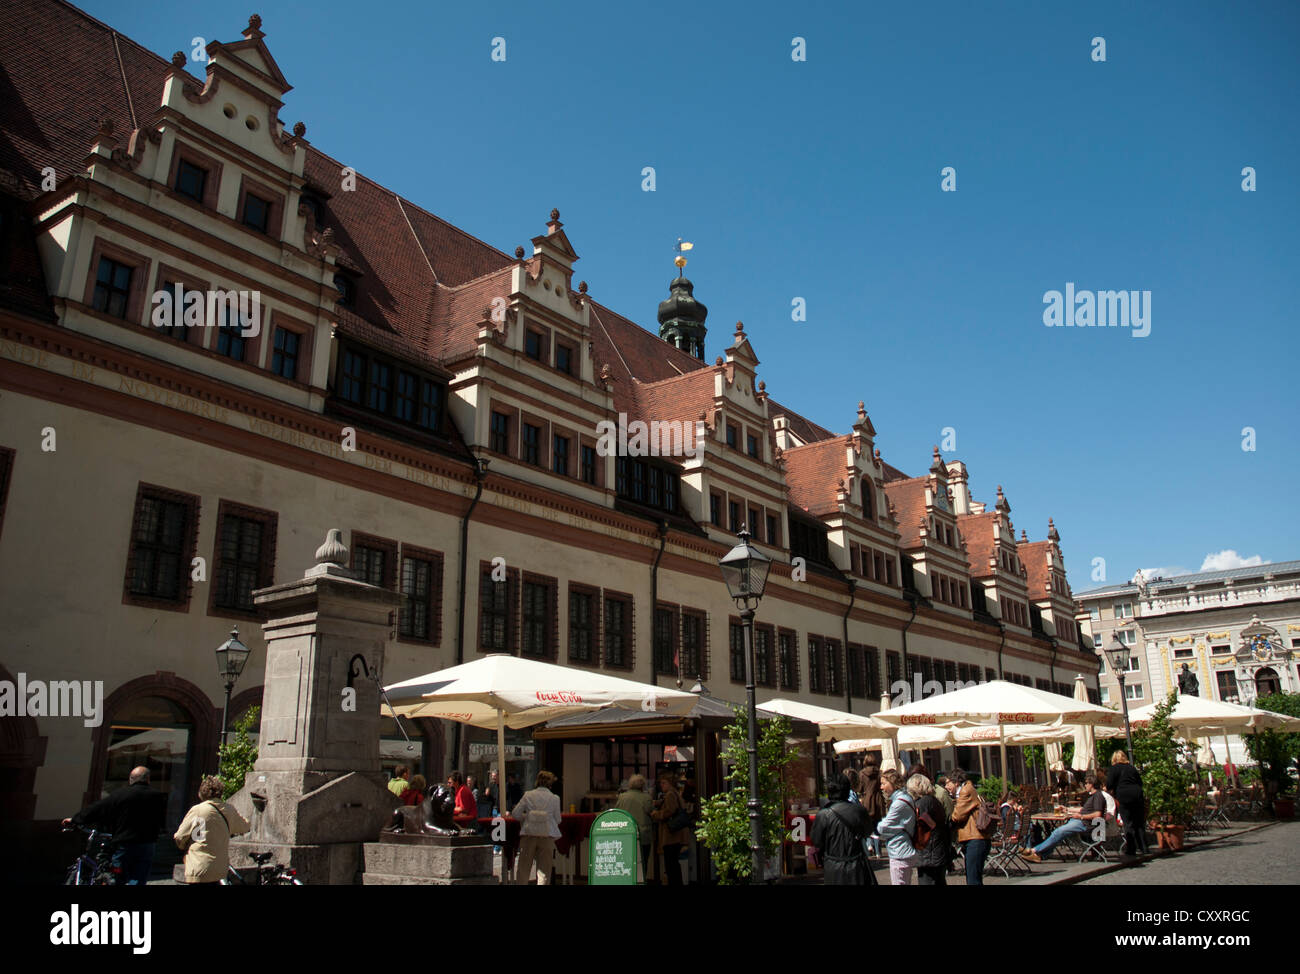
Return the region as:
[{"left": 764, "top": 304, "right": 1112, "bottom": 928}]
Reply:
[
  {"left": 555, "top": 813, "right": 598, "bottom": 856},
  {"left": 785, "top": 811, "right": 817, "bottom": 845}
]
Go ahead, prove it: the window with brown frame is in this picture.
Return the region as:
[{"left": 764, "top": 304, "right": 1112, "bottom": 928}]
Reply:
[
  {"left": 568, "top": 584, "right": 599, "bottom": 664},
  {"left": 778, "top": 629, "right": 799, "bottom": 691},
  {"left": 681, "top": 609, "right": 707, "bottom": 681},
  {"left": 123, "top": 484, "right": 199, "bottom": 611},
  {"left": 755, "top": 624, "right": 776, "bottom": 688},
  {"left": 848, "top": 644, "right": 865, "bottom": 697},
  {"left": 520, "top": 575, "right": 557, "bottom": 659},
  {"left": 653, "top": 604, "right": 679, "bottom": 677},
  {"left": 399, "top": 545, "right": 444, "bottom": 644},
  {"left": 603, "top": 592, "right": 634, "bottom": 669},
  {"left": 479, "top": 565, "right": 518, "bottom": 652},
  {"left": 825, "top": 638, "right": 842, "bottom": 695},
  {"left": 808, "top": 636, "right": 823, "bottom": 693},
  {"left": 211, "top": 501, "right": 277, "bottom": 616},
  {"left": 728, "top": 619, "right": 746, "bottom": 683},
  {"left": 490, "top": 410, "right": 511, "bottom": 455},
  {"left": 351, "top": 532, "right": 398, "bottom": 590},
  {"left": 93, "top": 256, "right": 135, "bottom": 320}
]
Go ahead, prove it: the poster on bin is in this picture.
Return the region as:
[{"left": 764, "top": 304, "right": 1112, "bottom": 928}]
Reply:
[{"left": 588, "top": 809, "right": 639, "bottom": 885}]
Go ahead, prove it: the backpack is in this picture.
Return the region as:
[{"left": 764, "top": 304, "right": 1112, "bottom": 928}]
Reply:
[
  {"left": 900, "top": 794, "right": 932, "bottom": 850},
  {"left": 974, "top": 797, "right": 997, "bottom": 833}
]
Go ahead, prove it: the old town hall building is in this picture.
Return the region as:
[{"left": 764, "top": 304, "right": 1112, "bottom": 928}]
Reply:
[{"left": 0, "top": 2, "right": 1098, "bottom": 872}]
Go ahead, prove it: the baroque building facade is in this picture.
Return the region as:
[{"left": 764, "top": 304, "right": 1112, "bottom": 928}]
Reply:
[{"left": 0, "top": 3, "right": 1097, "bottom": 870}]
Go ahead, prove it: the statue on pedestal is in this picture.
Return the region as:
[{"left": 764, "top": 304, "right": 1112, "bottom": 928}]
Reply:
[{"left": 1177, "top": 663, "right": 1200, "bottom": 697}]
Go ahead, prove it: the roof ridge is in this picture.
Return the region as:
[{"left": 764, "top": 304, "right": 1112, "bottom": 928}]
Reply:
[
  {"left": 441, "top": 263, "right": 515, "bottom": 293},
  {"left": 637, "top": 369, "right": 715, "bottom": 389}
]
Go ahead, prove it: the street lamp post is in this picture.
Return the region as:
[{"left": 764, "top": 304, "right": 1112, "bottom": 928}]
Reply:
[
  {"left": 718, "top": 527, "right": 772, "bottom": 882},
  {"left": 1104, "top": 634, "right": 1134, "bottom": 760},
  {"left": 215, "top": 627, "right": 252, "bottom": 754}
]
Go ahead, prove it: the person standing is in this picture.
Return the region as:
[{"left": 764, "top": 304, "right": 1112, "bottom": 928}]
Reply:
[
  {"left": 911, "top": 775, "right": 952, "bottom": 885},
  {"left": 651, "top": 772, "right": 690, "bottom": 885},
  {"left": 857, "top": 756, "right": 886, "bottom": 857},
  {"left": 1107, "top": 750, "right": 1147, "bottom": 855},
  {"left": 477, "top": 770, "right": 499, "bottom": 820},
  {"left": 506, "top": 772, "right": 524, "bottom": 813},
  {"left": 950, "top": 770, "right": 994, "bottom": 885},
  {"left": 933, "top": 775, "right": 955, "bottom": 822},
  {"left": 174, "top": 775, "right": 251, "bottom": 884},
  {"left": 387, "top": 765, "right": 410, "bottom": 799},
  {"left": 873, "top": 769, "right": 918, "bottom": 885},
  {"left": 448, "top": 770, "right": 477, "bottom": 825},
  {"left": 512, "top": 770, "right": 562, "bottom": 885},
  {"left": 62, "top": 765, "right": 167, "bottom": 885},
  {"left": 810, "top": 770, "right": 870, "bottom": 885},
  {"left": 615, "top": 773, "right": 655, "bottom": 880}
]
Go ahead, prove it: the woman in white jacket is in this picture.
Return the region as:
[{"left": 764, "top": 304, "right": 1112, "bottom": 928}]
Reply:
[{"left": 174, "top": 776, "right": 251, "bottom": 884}]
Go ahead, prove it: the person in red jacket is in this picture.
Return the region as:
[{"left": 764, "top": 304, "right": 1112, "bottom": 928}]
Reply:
[{"left": 448, "top": 771, "right": 477, "bottom": 824}]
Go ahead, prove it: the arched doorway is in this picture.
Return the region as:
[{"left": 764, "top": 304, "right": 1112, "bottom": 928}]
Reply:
[
  {"left": 1254, "top": 667, "right": 1281, "bottom": 699},
  {"left": 0, "top": 664, "right": 46, "bottom": 823}
]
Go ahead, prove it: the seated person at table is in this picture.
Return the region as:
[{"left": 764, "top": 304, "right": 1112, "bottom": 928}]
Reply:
[
  {"left": 1020, "top": 775, "right": 1106, "bottom": 863},
  {"left": 448, "top": 771, "right": 477, "bottom": 823}
]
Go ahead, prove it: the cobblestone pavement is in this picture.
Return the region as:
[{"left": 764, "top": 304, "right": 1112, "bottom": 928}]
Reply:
[{"left": 1080, "top": 821, "right": 1298, "bottom": 885}]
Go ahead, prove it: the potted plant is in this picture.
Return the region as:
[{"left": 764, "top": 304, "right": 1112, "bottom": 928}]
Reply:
[
  {"left": 1132, "top": 691, "right": 1197, "bottom": 850},
  {"left": 1243, "top": 692, "right": 1300, "bottom": 819},
  {"left": 695, "top": 708, "right": 796, "bottom": 884}
]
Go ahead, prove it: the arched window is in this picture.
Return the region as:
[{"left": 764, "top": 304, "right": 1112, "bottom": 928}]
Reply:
[{"left": 861, "top": 481, "right": 873, "bottom": 519}]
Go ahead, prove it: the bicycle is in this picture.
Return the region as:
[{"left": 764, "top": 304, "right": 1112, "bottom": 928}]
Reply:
[
  {"left": 63, "top": 824, "right": 123, "bottom": 885},
  {"left": 220, "top": 850, "right": 304, "bottom": 885}
]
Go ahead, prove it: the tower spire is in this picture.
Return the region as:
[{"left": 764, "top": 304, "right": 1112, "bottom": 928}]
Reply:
[{"left": 658, "top": 238, "right": 707, "bottom": 359}]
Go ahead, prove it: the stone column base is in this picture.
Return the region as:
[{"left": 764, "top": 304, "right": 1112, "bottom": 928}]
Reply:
[{"left": 361, "top": 833, "right": 495, "bottom": 885}]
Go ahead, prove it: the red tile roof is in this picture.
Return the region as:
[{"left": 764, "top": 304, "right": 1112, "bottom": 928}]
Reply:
[
  {"left": 783, "top": 437, "right": 852, "bottom": 515},
  {"left": 958, "top": 511, "right": 999, "bottom": 577},
  {"left": 1018, "top": 540, "right": 1053, "bottom": 599},
  {"left": 883, "top": 476, "right": 929, "bottom": 548}
]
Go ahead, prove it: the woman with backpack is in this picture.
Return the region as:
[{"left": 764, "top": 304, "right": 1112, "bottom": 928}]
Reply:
[
  {"left": 950, "top": 769, "right": 995, "bottom": 885},
  {"left": 873, "top": 768, "right": 918, "bottom": 885},
  {"left": 910, "top": 774, "right": 953, "bottom": 885}
]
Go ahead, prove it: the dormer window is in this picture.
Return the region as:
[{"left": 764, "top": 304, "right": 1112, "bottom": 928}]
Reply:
[
  {"left": 726, "top": 423, "right": 738, "bottom": 450},
  {"left": 746, "top": 433, "right": 760, "bottom": 459},
  {"left": 861, "top": 482, "right": 873, "bottom": 519},
  {"left": 175, "top": 159, "right": 208, "bottom": 203},
  {"left": 525, "top": 329, "right": 543, "bottom": 361},
  {"left": 555, "top": 342, "right": 573, "bottom": 375},
  {"left": 300, "top": 194, "right": 323, "bottom": 226},
  {"left": 334, "top": 273, "right": 355, "bottom": 307},
  {"left": 333, "top": 341, "right": 447, "bottom": 437}
]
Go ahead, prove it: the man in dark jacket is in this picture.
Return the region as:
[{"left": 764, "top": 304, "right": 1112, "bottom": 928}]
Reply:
[
  {"left": 811, "top": 770, "right": 871, "bottom": 885},
  {"left": 63, "top": 766, "right": 167, "bottom": 885},
  {"left": 912, "top": 775, "right": 954, "bottom": 884},
  {"left": 1106, "top": 751, "right": 1147, "bottom": 856}
]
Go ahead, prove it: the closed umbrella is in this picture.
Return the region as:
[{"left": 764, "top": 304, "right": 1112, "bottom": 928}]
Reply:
[
  {"left": 1071, "top": 674, "right": 1097, "bottom": 773},
  {"left": 878, "top": 692, "right": 899, "bottom": 772}
]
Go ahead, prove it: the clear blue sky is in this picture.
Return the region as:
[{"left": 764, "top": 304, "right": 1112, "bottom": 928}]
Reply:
[{"left": 81, "top": 0, "right": 1300, "bottom": 590}]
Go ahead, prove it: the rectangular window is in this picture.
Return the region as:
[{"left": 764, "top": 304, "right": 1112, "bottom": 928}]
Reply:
[
  {"left": 648, "top": 466, "right": 661, "bottom": 507},
  {"left": 521, "top": 581, "right": 550, "bottom": 658},
  {"left": 479, "top": 570, "right": 511, "bottom": 651},
  {"left": 710, "top": 493, "right": 721, "bottom": 527},
  {"left": 525, "top": 330, "right": 543, "bottom": 361},
  {"left": 755, "top": 626, "right": 774, "bottom": 687},
  {"left": 157, "top": 280, "right": 193, "bottom": 341},
  {"left": 654, "top": 606, "right": 678, "bottom": 676},
  {"left": 580, "top": 445, "right": 597, "bottom": 485},
  {"left": 522, "top": 423, "right": 541, "bottom": 466},
  {"left": 175, "top": 158, "right": 208, "bottom": 203},
  {"left": 778, "top": 631, "right": 798, "bottom": 691},
  {"left": 552, "top": 435, "right": 570, "bottom": 476},
  {"left": 242, "top": 192, "right": 271, "bottom": 233},
  {"left": 808, "top": 637, "right": 823, "bottom": 693},
  {"left": 729, "top": 622, "right": 746, "bottom": 682},
  {"left": 885, "top": 558, "right": 896, "bottom": 586},
  {"left": 340, "top": 350, "right": 366, "bottom": 404},
  {"left": 216, "top": 315, "right": 247, "bottom": 361},
  {"left": 490, "top": 412, "right": 510, "bottom": 454},
  {"left": 418, "top": 380, "right": 441, "bottom": 432},
  {"left": 353, "top": 540, "right": 395, "bottom": 589},
  {"left": 616, "top": 457, "right": 628, "bottom": 495},
  {"left": 886, "top": 651, "right": 901, "bottom": 691},
  {"left": 1115, "top": 601, "right": 1134, "bottom": 619},
  {"left": 1089, "top": 606, "right": 1101, "bottom": 624},
  {"left": 748, "top": 507, "right": 761, "bottom": 540},
  {"left": 367, "top": 361, "right": 392, "bottom": 413},
  {"left": 1099, "top": 686, "right": 1110, "bottom": 704},
  {"left": 630, "top": 460, "right": 645, "bottom": 502},
  {"left": 1125, "top": 683, "right": 1143, "bottom": 701},
  {"left": 212, "top": 505, "right": 276, "bottom": 614},
  {"left": 681, "top": 611, "right": 705, "bottom": 680},
  {"left": 604, "top": 595, "right": 632, "bottom": 668},
  {"left": 93, "top": 257, "right": 133, "bottom": 320},
  {"left": 1216, "top": 670, "right": 1239, "bottom": 702},
  {"left": 747, "top": 433, "right": 759, "bottom": 459},
  {"left": 399, "top": 549, "right": 443, "bottom": 643},
  {"left": 395, "top": 372, "right": 418, "bottom": 423},
  {"left": 271, "top": 327, "right": 300, "bottom": 379},
  {"left": 1119, "top": 629, "right": 1137, "bottom": 647},
  {"left": 569, "top": 589, "right": 596, "bottom": 663},
  {"left": 1126, "top": 655, "right": 1141, "bottom": 672},
  {"left": 848, "top": 645, "right": 865, "bottom": 697},
  {"left": 766, "top": 514, "right": 778, "bottom": 547},
  {"left": 729, "top": 500, "right": 741, "bottom": 534},
  {"left": 825, "top": 640, "right": 842, "bottom": 695},
  {"left": 726, "top": 424, "right": 738, "bottom": 449},
  {"left": 126, "top": 488, "right": 196, "bottom": 605},
  {"left": 1172, "top": 646, "right": 1194, "bottom": 659},
  {"left": 555, "top": 342, "right": 573, "bottom": 375},
  {"left": 865, "top": 646, "right": 880, "bottom": 697}
]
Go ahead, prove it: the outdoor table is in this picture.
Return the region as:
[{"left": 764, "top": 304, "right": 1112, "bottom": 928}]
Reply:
[
  {"left": 476, "top": 815, "right": 520, "bottom": 879},
  {"left": 554, "top": 812, "right": 598, "bottom": 885},
  {"left": 1031, "top": 812, "right": 1085, "bottom": 859}
]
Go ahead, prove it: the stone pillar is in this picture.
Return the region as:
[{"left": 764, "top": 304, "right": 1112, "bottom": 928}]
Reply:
[{"left": 226, "top": 529, "right": 402, "bottom": 884}]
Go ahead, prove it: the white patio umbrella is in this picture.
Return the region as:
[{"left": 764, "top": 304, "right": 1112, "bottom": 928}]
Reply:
[
  {"left": 867, "top": 680, "right": 1123, "bottom": 789},
  {"left": 878, "top": 692, "right": 899, "bottom": 772},
  {"left": 1071, "top": 674, "right": 1097, "bottom": 773},
  {"left": 383, "top": 654, "right": 697, "bottom": 880},
  {"left": 832, "top": 725, "right": 955, "bottom": 755},
  {"left": 1127, "top": 694, "right": 1300, "bottom": 786},
  {"left": 755, "top": 697, "right": 885, "bottom": 742}
]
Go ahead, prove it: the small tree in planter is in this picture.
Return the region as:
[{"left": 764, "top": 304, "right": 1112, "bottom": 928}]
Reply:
[
  {"left": 218, "top": 706, "right": 260, "bottom": 800},
  {"left": 1242, "top": 692, "right": 1300, "bottom": 816},
  {"left": 976, "top": 776, "right": 1007, "bottom": 805},
  {"left": 1132, "top": 692, "right": 1197, "bottom": 847},
  {"left": 695, "top": 708, "right": 795, "bottom": 884}
]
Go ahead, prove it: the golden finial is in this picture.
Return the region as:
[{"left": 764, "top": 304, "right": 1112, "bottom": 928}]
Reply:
[{"left": 674, "top": 237, "right": 693, "bottom": 274}]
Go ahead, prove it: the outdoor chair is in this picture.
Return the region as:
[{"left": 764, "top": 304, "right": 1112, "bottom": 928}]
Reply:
[
  {"left": 986, "top": 822, "right": 1031, "bottom": 878},
  {"left": 1077, "top": 816, "right": 1117, "bottom": 863}
]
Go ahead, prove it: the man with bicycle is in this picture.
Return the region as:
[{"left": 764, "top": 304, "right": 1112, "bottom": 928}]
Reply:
[{"left": 62, "top": 765, "right": 167, "bottom": 885}]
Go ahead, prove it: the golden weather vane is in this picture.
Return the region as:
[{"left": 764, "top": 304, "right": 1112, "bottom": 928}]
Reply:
[{"left": 674, "top": 237, "right": 693, "bottom": 274}]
